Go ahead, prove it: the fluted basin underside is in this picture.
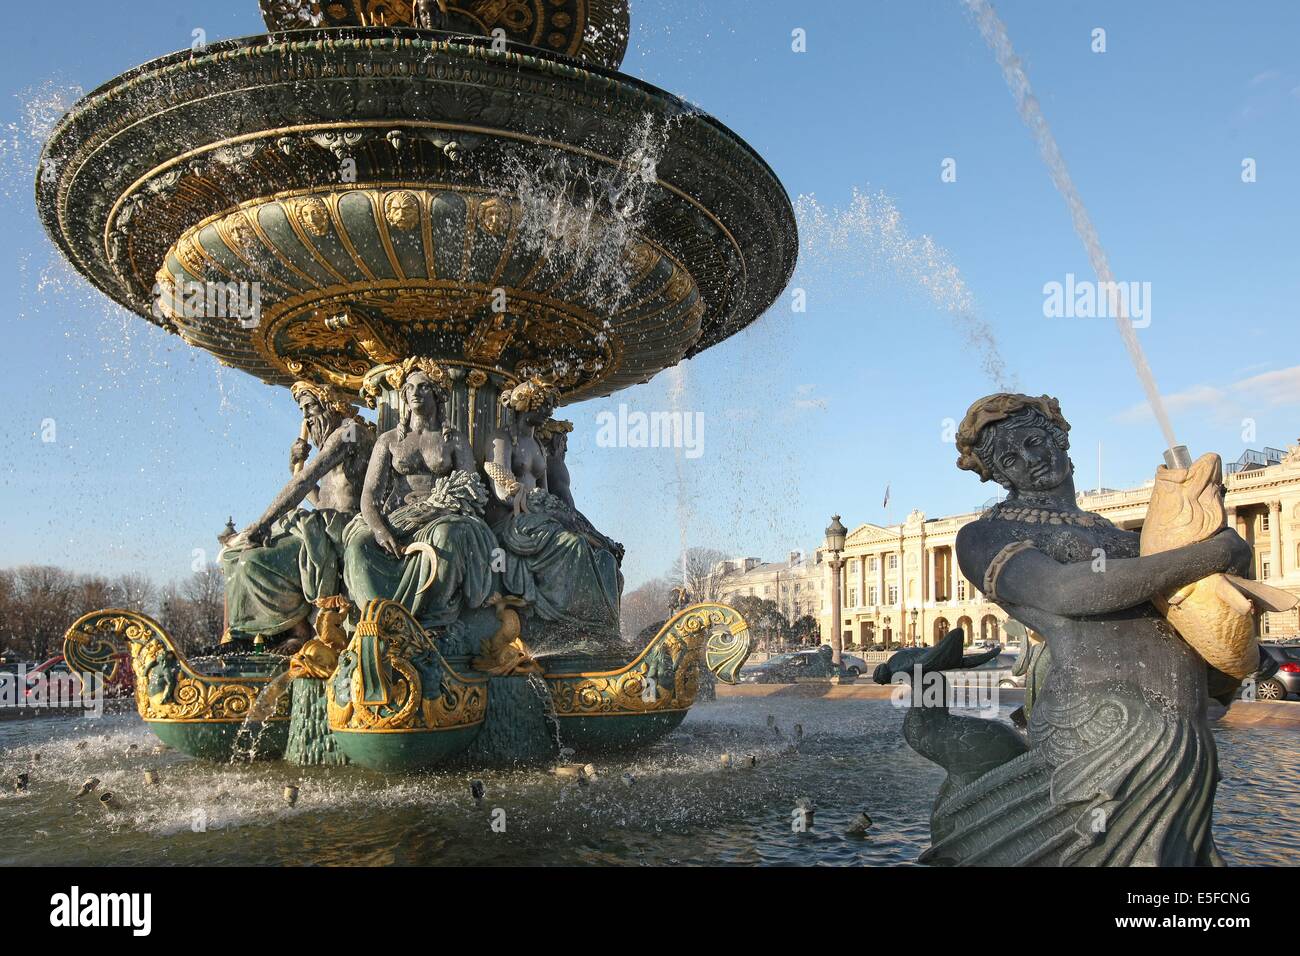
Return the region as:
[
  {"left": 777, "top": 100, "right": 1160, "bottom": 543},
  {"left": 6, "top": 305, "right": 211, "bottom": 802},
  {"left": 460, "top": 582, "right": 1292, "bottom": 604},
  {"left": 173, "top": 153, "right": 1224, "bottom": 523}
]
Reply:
[{"left": 38, "top": 29, "right": 797, "bottom": 402}]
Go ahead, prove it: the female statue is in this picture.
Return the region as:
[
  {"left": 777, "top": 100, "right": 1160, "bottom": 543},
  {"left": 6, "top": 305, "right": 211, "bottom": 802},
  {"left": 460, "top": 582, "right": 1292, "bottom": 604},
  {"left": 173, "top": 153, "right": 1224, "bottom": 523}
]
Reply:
[
  {"left": 919, "top": 393, "right": 1252, "bottom": 866},
  {"left": 342, "top": 358, "right": 498, "bottom": 629},
  {"left": 485, "top": 377, "right": 624, "bottom": 648},
  {"left": 220, "top": 381, "right": 373, "bottom": 645}
]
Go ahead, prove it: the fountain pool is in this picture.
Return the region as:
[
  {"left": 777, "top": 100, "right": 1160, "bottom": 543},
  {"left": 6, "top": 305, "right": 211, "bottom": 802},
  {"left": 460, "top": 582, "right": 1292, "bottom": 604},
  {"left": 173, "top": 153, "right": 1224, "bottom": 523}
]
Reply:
[{"left": 2, "top": 699, "right": 1295, "bottom": 866}]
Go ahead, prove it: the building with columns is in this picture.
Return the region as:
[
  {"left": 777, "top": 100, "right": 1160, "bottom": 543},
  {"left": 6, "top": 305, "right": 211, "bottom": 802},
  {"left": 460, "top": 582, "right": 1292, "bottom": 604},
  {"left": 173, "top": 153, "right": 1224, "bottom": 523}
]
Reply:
[{"left": 820, "top": 441, "right": 1300, "bottom": 649}]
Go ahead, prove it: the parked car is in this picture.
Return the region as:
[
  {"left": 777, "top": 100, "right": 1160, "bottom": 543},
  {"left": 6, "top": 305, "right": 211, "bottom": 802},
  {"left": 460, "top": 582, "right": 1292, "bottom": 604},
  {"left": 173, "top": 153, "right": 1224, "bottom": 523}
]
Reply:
[
  {"left": 946, "top": 650, "right": 1018, "bottom": 687},
  {"left": 741, "top": 647, "right": 865, "bottom": 683},
  {"left": 1252, "top": 644, "right": 1300, "bottom": 701}
]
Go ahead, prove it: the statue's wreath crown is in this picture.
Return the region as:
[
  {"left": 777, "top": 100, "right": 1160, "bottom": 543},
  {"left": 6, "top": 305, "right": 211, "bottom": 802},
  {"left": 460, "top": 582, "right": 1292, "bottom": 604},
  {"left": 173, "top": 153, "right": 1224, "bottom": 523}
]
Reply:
[
  {"left": 501, "top": 376, "right": 560, "bottom": 413},
  {"left": 290, "top": 380, "right": 353, "bottom": 415},
  {"left": 385, "top": 357, "right": 452, "bottom": 397},
  {"left": 955, "top": 393, "right": 1070, "bottom": 481}
]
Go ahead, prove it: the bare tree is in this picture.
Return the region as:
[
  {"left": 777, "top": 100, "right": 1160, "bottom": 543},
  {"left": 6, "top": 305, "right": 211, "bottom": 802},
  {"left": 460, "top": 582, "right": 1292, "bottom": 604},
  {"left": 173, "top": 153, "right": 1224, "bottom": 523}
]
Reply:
[
  {"left": 13, "top": 566, "right": 76, "bottom": 661},
  {"left": 112, "top": 573, "right": 157, "bottom": 615},
  {"left": 620, "top": 575, "right": 674, "bottom": 641},
  {"left": 162, "top": 567, "right": 226, "bottom": 653},
  {"left": 671, "top": 547, "right": 730, "bottom": 603},
  {"left": 188, "top": 567, "right": 225, "bottom": 643}
]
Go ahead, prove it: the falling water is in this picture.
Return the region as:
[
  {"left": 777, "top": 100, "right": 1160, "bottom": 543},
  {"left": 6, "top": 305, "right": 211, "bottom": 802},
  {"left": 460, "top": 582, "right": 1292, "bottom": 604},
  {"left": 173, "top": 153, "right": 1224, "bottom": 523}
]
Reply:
[
  {"left": 502, "top": 112, "right": 675, "bottom": 315},
  {"left": 961, "top": 0, "right": 1179, "bottom": 449},
  {"left": 795, "top": 189, "right": 1016, "bottom": 390},
  {"left": 667, "top": 364, "right": 692, "bottom": 592}
]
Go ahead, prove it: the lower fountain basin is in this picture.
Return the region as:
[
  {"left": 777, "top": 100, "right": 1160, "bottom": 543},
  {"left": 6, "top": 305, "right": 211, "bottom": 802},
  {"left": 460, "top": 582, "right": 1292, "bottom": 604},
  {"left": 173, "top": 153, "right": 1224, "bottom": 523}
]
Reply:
[{"left": 63, "top": 601, "right": 753, "bottom": 771}]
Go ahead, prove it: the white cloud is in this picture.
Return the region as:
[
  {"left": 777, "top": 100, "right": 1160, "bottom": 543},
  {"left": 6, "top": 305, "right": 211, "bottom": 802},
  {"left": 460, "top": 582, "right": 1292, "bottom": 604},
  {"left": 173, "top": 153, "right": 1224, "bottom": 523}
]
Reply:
[{"left": 1114, "top": 364, "right": 1300, "bottom": 426}]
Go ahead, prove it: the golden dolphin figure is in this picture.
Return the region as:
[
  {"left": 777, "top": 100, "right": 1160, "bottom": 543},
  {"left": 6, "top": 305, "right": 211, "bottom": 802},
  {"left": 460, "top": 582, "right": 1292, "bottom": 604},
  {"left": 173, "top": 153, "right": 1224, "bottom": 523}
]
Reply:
[{"left": 1140, "top": 452, "right": 1298, "bottom": 680}]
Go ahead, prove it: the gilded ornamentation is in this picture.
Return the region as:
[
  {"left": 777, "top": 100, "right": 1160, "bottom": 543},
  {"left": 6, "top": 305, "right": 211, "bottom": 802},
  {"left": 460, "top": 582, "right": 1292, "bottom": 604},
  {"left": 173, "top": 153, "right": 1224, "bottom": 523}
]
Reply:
[
  {"left": 536, "top": 418, "right": 573, "bottom": 443},
  {"left": 472, "top": 596, "right": 541, "bottom": 676},
  {"left": 290, "top": 196, "right": 332, "bottom": 237},
  {"left": 384, "top": 355, "right": 452, "bottom": 393},
  {"left": 383, "top": 190, "right": 421, "bottom": 231},
  {"left": 546, "top": 603, "right": 752, "bottom": 717},
  {"left": 620, "top": 241, "right": 657, "bottom": 276},
  {"left": 63, "top": 610, "right": 289, "bottom": 723},
  {"left": 225, "top": 215, "right": 259, "bottom": 254},
  {"left": 666, "top": 267, "right": 693, "bottom": 302},
  {"left": 290, "top": 379, "right": 354, "bottom": 415},
  {"left": 327, "top": 599, "right": 489, "bottom": 732},
  {"left": 465, "top": 312, "right": 523, "bottom": 362},
  {"left": 500, "top": 375, "right": 560, "bottom": 413},
  {"left": 477, "top": 196, "right": 512, "bottom": 236},
  {"left": 466, "top": 369, "right": 489, "bottom": 388},
  {"left": 257, "top": 0, "right": 631, "bottom": 70}
]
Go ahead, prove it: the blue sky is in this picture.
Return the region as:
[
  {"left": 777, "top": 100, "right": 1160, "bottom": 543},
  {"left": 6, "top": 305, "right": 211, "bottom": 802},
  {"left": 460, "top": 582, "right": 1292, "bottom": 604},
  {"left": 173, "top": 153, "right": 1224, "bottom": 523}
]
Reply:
[{"left": 2, "top": 0, "right": 1298, "bottom": 591}]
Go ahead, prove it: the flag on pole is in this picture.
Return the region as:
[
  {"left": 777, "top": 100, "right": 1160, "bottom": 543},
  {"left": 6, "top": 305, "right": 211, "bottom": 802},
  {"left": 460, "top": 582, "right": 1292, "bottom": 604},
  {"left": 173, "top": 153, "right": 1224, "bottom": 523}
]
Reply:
[{"left": 882, "top": 483, "right": 891, "bottom": 508}]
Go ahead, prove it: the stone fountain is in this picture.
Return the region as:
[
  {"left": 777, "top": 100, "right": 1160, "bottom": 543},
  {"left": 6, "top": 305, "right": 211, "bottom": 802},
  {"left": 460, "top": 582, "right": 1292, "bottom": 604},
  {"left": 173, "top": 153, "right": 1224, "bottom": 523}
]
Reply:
[{"left": 42, "top": 1, "right": 796, "bottom": 770}]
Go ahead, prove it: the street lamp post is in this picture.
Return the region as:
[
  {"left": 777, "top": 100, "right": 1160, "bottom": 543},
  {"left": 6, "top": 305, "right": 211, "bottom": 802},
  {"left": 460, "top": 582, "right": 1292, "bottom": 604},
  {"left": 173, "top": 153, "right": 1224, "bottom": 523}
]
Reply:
[
  {"left": 910, "top": 608, "right": 919, "bottom": 647},
  {"left": 824, "top": 515, "right": 847, "bottom": 672}
]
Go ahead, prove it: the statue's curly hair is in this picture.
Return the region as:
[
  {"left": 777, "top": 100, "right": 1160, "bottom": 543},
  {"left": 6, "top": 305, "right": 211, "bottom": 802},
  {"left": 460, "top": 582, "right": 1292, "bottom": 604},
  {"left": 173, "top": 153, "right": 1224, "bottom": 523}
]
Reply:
[
  {"left": 290, "top": 380, "right": 353, "bottom": 415},
  {"left": 956, "top": 393, "right": 1070, "bottom": 482}
]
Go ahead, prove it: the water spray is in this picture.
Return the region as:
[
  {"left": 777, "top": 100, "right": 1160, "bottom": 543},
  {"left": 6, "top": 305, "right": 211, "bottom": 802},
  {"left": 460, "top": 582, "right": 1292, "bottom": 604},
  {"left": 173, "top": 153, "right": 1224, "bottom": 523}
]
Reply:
[{"left": 963, "top": 0, "right": 1184, "bottom": 465}]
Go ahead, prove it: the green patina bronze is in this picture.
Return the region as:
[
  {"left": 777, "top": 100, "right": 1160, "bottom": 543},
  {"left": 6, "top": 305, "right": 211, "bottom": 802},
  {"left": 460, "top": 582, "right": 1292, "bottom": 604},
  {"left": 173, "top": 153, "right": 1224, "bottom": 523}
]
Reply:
[{"left": 49, "top": 2, "right": 783, "bottom": 771}]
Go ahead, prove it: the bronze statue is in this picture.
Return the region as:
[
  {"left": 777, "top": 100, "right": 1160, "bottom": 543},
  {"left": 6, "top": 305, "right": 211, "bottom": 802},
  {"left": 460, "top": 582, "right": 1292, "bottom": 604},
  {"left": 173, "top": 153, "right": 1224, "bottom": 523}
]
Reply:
[
  {"left": 341, "top": 358, "right": 498, "bottom": 629},
  {"left": 888, "top": 393, "right": 1255, "bottom": 866},
  {"left": 413, "top": 0, "right": 451, "bottom": 30},
  {"left": 486, "top": 378, "right": 624, "bottom": 647},
  {"left": 219, "top": 382, "right": 373, "bottom": 645}
]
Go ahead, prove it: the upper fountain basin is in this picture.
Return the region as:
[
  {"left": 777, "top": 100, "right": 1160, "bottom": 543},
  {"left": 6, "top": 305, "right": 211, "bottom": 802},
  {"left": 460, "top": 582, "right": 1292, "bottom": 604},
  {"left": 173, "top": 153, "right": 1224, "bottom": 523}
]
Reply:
[
  {"left": 37, "top": 28, "right": 797, "bottom": 402},
  {"left": 259, "top": 0, "right": 631, "bottom": 70}
]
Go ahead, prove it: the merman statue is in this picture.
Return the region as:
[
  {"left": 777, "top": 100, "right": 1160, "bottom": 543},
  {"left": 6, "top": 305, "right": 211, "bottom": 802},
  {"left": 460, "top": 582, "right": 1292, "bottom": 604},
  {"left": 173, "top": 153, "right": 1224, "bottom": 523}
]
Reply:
[
  {"left": 220, "top": 381, "right": 373, "bottom": 648},
  {"left": 341, "top": 358, "right": 499, "bottom": 629},
  {"left": 887, "top": 392, "right": 1256, "bottom": 866},
  {"left": 486, "top": 377, "right": 624, "bottom": 650}
]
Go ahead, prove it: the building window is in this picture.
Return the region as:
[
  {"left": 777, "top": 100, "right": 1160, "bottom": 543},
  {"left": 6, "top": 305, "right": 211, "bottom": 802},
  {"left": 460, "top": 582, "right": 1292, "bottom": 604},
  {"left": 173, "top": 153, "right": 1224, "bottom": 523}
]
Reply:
[
  {"left": 888, "top": 554, "right": 898, "bottom": 570},
  {"left": 957, "top": 579, "right": 967, "bottom": 600},
  {"left": 848, "top": 558, "right": 857, "bottom": 574},
  {"left": 869, "top": 556, "right": 878, "bottom": 571},
  {"left": 846, "top": 589, "right": 857, "bottom": 608},
  {"left": 1261, "top": 558, "right": 1271, "bottom": 580},
  {"left": 887, "top": 585, "right": 898, "bottom": 604},
  {"left": 1262, "top": 513, "right": 1271, "bottom": 532},
  {"left": 868, "top": 586, "right": 878, "bottom": 605}
]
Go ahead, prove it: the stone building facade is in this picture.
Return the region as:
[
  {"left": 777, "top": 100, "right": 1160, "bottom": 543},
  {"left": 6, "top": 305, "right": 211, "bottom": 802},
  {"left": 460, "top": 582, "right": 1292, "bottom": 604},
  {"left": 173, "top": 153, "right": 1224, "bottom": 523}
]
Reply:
[
  {"left": 715, "top": 551, "right": 826, "bottom": 623},
  {"left": 818, "top": 442, "right": 1300, "bottom": 649}
]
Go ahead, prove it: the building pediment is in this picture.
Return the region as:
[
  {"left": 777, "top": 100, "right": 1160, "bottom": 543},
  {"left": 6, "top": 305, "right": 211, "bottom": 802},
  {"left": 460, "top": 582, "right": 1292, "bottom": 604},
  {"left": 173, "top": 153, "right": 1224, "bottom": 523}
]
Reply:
[{"left": 845, "top": 523, "right": 895, "bottom": 544}]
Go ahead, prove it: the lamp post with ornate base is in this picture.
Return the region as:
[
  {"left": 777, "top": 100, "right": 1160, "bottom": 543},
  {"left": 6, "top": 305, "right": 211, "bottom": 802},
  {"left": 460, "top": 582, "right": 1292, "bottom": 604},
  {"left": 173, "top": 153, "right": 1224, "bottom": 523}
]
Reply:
[{"left": 824, "top": 515, "right": 853, "bottom": 683}]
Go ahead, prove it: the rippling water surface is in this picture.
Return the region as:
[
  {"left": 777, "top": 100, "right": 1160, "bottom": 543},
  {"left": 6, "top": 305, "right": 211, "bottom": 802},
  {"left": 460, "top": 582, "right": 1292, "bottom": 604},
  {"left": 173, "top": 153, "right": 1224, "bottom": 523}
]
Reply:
[{"left": 0, "top": 699, "right": 1295, "bottom": 866}]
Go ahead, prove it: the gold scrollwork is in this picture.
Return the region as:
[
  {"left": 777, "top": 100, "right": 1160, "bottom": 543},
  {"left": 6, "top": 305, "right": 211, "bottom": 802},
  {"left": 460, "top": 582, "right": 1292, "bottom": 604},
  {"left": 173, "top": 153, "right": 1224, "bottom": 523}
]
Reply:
[
  {"left": 326, "top": 599, "right": 489, "bottom": 732},
  {"left": 63, "top": 610, "right": 289, "bottom": 723},
  {"left": 545, "top": 603, "right": 752, "bottom": 717}
]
